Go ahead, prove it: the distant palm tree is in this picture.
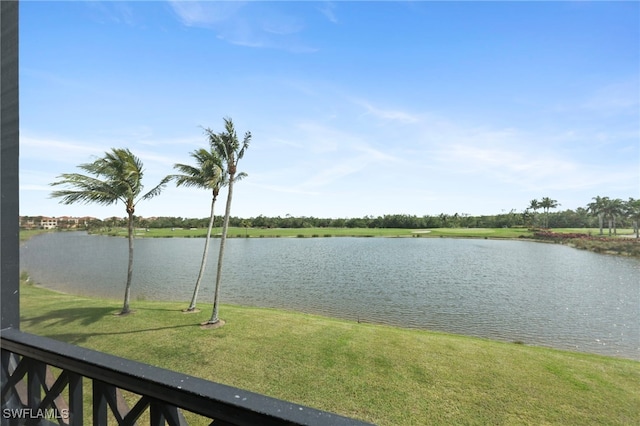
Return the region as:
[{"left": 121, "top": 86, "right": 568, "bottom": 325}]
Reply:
[
  {"left": 170, "top": 148, "right": 224, "bottom": 312},
  {"left": 539, "top": 197, "right": 559, "bottom": 228},
  {"left": 204, "top": 118, "right": 251, "bottom": 325},
  {"left": 528, "top": 199, "right": 540, "bottom": 228},
  {"left": 625, "top": 198, "right": 640, "bottom": 239},
  {"left": 587, "top": 196, "right": 608, "bottom": 235},
  {"left": 603, "top": 198, "right": 624, "bottom": 236},
  {"left": 50, "top": 148, "right": 169, "bottom": 314}
]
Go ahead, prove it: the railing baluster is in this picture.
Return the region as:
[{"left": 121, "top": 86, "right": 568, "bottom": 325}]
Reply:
[
  {"left": 149, "top": 399, "right": 165, "bottom": 426},
  {"left": 159, "top": 403, "right": 187, "bottom": 426},
  {"left": 93, "top": 380, "right": 109, "bottom": 426},
  {"left": 67, "top": 373, "right": 83, "bottom": 426},
  {"left": 26, "top": 359, "right": 45, "bottom": 410}
]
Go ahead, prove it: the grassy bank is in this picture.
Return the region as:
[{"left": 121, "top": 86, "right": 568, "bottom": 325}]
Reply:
[
  {"left": 19, "top": 282, "right": 640, "bottom": 425},
  {"left": 19, "top": 228, "right": 52, "bottom": 241},
  {"left": 99, "top": 226, "right": 544, "bottom": 239},
  {"left": 96, "top": 226, "right": 636, "bottom": 240}
]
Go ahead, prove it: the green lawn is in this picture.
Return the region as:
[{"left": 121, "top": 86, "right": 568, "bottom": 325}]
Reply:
[
  {"left": 19, "top": 282, "right": 640, "bottom": 425},
  {"left": 100, "top": 226, "right": 637, "bottom": 239},
  {"left": 19, "top": 228, "right": 53, "bottom": 241},
  {"left": 104, "top": 226, "right": 536, "bottom": 239},
  {"left": 108, "top": 226, "right": 423, "bottom": 238}
]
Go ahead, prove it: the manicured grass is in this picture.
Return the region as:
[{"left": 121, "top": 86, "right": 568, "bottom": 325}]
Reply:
[
  {"left": 20, "top": 282, "right": 640, "bottom": 425},
  {"left": 19, "top": 228, "right": 52, "bottom": 241},
  {"left": 424, "top": 227, "right": 531, "bottom": 238},
  {"left": 105, "top": 226, "right": 423, "bottom": 238},
  {"left": 103, "top": 226, "right": 537, "bottom": 239},
  {"left": 101, "top": 226, "right": 635, "bottom": 240}
]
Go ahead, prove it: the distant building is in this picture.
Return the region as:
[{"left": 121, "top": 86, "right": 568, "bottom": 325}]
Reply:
[
  {"left": 19, "top": 215, "right": 97, "bottom": 230},
  {"left": 40, "top": 217, "right": 57, "bottom": 229}
]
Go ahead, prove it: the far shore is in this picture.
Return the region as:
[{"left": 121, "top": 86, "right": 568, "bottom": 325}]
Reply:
[{"left": 21, "top": 227, "right": 640, "bottom": 258}]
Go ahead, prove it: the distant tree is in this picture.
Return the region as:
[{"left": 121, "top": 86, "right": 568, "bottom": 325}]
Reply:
[
  {"left": 241, "top": 219, "right": 252, "bottom": 236},
  {"left": 50, "top": 148, "right": 169, "bottom": 314},
  {"left": 625, "top": 198, "right": 640, "bottom": 239},
  {"left": 539, "top": 197, "right": 559, "bottom": 228},
  {"left": 602, "top": 198, "right": 624, "bottom": 236},
  {"left": 204, "top": 118, "right": 251, "bottom": 326},
  {"left": 528, "top": 199, "right": 540, "bottom": 227},
  {"left": 170, "top": 147, "right": 224, "bottom": 312},
  {"left": 587, "top": 196, "right": 608, "bottom": 235}
]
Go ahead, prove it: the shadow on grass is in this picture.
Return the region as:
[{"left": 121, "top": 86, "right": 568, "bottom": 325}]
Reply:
[
  {"left": 21, "top": 306, "right": 217, "bottom": 345},
  {"left": 21, "top": 306, "right": 117, "bottom": 328},
  {"left": 39, "top": 323, "right": 208, "bottom": 345}
]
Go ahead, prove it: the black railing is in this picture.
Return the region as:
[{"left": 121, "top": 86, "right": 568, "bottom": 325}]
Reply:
[{"left": 1, "top": 328, "right": 373, "bottom": 425}]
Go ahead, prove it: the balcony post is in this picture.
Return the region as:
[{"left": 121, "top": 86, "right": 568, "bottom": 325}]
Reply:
[{"left": 1, "top": 0, "right": 20, "bottom": 331}]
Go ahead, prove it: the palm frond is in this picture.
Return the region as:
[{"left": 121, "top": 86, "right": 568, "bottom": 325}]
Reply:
[
  {"left": 171, "top": 146, "right": 224, "bottom": 190},
  {"left": 233, "top": 172, "right": 248, "bottom": 183},
  {"left": 50, "top": 173, "right": 120, "bottom": 205},
  {"left": 50, "top": 148, "right": 151, "bottom": 211},
  {"left": 139, "top": 175, "right": 170, "bottom": 203}
]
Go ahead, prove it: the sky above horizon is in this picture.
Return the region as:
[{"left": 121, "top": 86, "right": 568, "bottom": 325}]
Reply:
[{"left": 20, "top": 1, "right": 639, "bottom": 220}]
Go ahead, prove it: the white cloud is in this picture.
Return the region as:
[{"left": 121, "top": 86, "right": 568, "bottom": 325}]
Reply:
[
  {"left": 21, "top": 135, "right": 110, "bottom": 164},
  {"left": 86, "top": 1, "right": 136, "bottom": 26},
  {"left": 168, "top": 0, "right": 316, "bottom": 52},
  {"left": 353, "top": 99, "right": 421, "bottom": 124},
  {"left": 581, "top": 78, "right": 640, "bottom": 116},
  {"left": 318, "top": 2, "right": 338, "bottom": 24},
  {"left": 168, "top": 1, "right": 245, "bottom": 27}
]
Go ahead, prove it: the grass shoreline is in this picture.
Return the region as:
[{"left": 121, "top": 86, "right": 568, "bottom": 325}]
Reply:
[{"left": 19, "top": 281, "right": 640, "bottom": 425}]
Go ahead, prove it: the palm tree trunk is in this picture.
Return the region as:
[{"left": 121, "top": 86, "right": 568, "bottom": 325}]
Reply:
[
  {"left": 208, "top": 173, "right": 234, "bottom": 324},
  {"left": 186, "top": 194, "right": 216, "bottom": 311},
  {"left": 598, "top": 213, "right": 604, "bottom": 235},
  {"left": 122, "top": 210, "right": 135, "bottom": 314}
]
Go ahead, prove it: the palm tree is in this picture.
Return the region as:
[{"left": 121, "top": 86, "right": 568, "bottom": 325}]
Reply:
[
  {"left": 625, "top": 198, "right": 640, "bottom": 239},
  {"left": 528, "top": 199, "right": 540, "bottom": 228},
  {"left": 539, "top": 197, "right": 559, "bottom": 228},
  {"left": 587, "top": 196, "right": 608, "bottom": 235},
  {"left": 170, "top": 148, "right": 224, "bottom": 312},
  {"left": 50, "top": 148, "right": 169, "bottom": 314},
  {"left": 204, "top": 118, "right": 251, "bottom": 325},
  {"left": 603, "top": 198, "right": 624, "bottom": 236}
]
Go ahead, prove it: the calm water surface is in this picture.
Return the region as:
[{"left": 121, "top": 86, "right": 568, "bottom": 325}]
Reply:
[{"left": 20, "top": 232, "right": 640, "bottom": 360}]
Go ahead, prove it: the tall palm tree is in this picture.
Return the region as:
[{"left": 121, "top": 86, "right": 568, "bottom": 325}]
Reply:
[
  {"left": 50, "top": 148, "right": 169, "bottom": 314},
  {"left": 170, "top": 148, "right": 224, "bottom": 312},
  {"left": 587, "top": 196, "right": 607, "bottom": 235},
  {"left": 204, "top": 118, "right": 251, "bottom": 325},
  {"left": 539, "top": 197, "right": 559, "bottom": 228}
]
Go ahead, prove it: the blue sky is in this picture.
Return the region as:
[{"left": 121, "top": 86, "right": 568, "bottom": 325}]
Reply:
[{"left": 20, "top": 1, "right": 639, "bottom": 220}]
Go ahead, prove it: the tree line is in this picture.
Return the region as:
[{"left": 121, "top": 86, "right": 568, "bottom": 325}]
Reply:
[{"left": 90, "top": 199, "right": 638, "bottom": 234}]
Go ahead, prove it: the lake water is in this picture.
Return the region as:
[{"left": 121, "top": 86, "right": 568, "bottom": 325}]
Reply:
[{"left": 20, "top": 232, "right": 640, "bottom": 360}]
